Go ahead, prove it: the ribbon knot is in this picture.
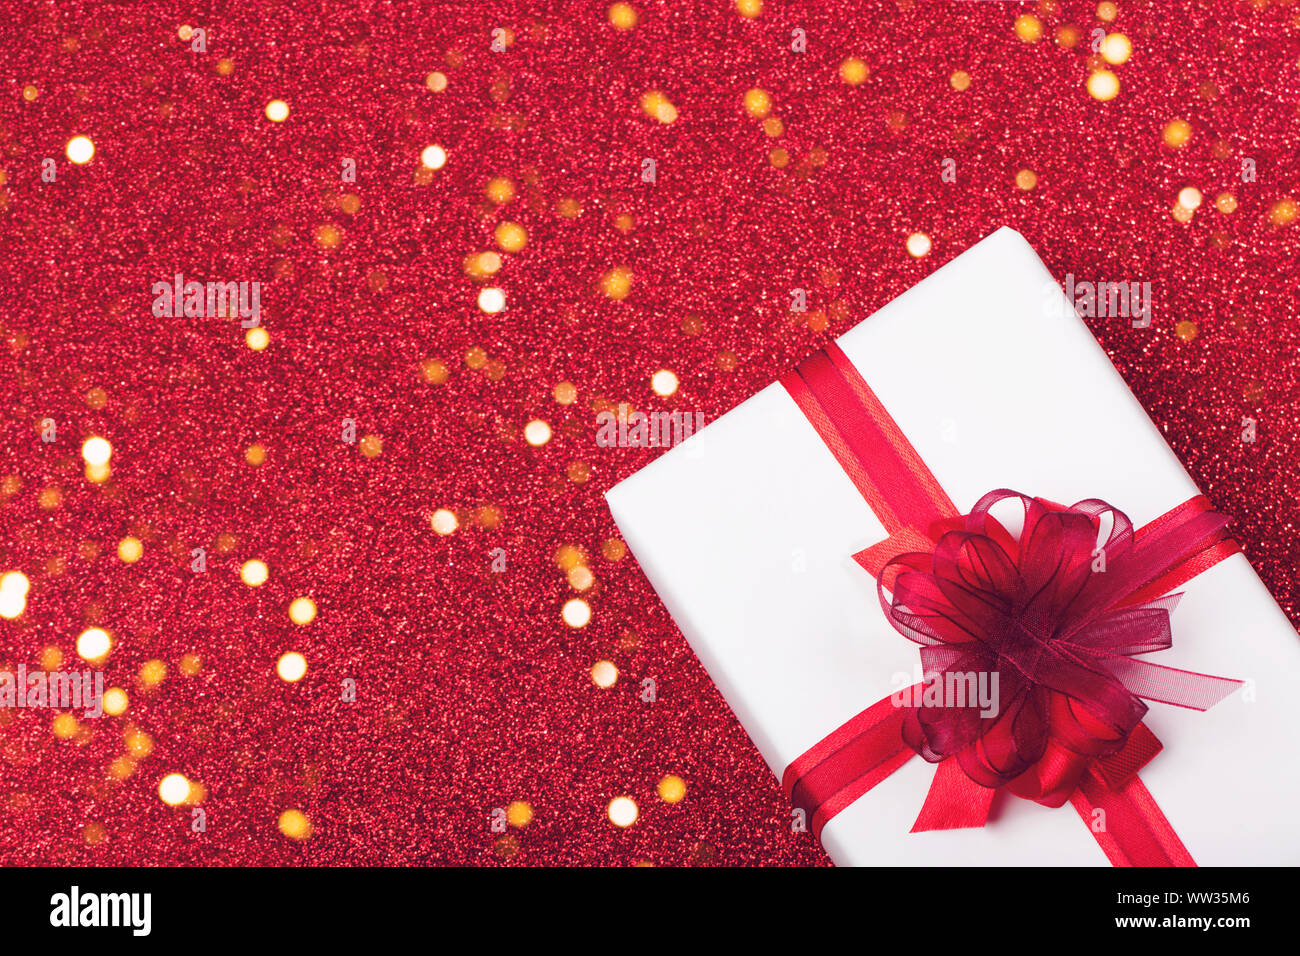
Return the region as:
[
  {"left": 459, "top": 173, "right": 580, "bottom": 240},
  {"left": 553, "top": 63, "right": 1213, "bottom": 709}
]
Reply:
[
  {"left": 779, "top": 342, "right": 1243, "bottom": 865},
  {"left": 881, "top": 490, "right": 1241, "bottom": 804}
]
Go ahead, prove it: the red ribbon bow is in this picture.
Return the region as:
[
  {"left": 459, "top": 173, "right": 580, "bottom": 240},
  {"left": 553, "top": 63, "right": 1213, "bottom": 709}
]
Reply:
[{"left": 779, "top": 342, "right": 1242, "bottom": 866}]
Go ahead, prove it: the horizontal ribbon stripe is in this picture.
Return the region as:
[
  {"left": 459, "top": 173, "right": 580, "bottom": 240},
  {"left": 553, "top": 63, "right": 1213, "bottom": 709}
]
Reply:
[{"left": 782, "top": 688, "right": 917, "bottom": 841}]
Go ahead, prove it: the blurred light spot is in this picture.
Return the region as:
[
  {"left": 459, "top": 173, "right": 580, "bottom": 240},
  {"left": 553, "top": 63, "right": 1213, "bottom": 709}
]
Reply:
[
  {"left": 839, "top": 57, "right": 869, "bottom": 86},
  {"left": 495, "top": 221, "right": 527, "bottom": 252},
  {"left": 117, "top": 537, "right": 143, "bottom": 563},
  {"left": 81, "top": 436, "right": 112, "bottom": 466},
  {"left": 608, "top": 3, "right": 638, "bottom": 29},
  {"left": 743, "top": 88, "right": 771, "bottom": 118},
  {"left": 66, "top": 136, "right": 95, "bottom": 164},
  {"left": 591, "top": 660, "right": 618, "bottom": 688},
  {"left": 1162, "top": 119, "right": 1192, "bottom": 149},
  {"left": 289, "top": 597, "right": 317, "bottom": 625},
  {"left": 1101, "top": 33, "right": 1131, "bottom": 64},
  {"left": 640, "top": 90, "right": 677, "bottom": 124},
  {"left": 1014, "top": 14, "right": 1043, "bottom": 42},
  {"left": 658, "top": 774, "right": 687, "bottom": 803},
  {"left": 600, "top": 267, "right": 632, "bottom": 300},
  {"left": 431, "top": 509, "right": 458, "bottom": 535},
  {"left": 52, "top": 713, "right": 79, "bottom": 739},
  {"left": 125, "top": 728, "right": 153, "bottom": 758},
  {"left": 0, "top": 571, "right": 29, "bottom": 596},
  {"left": 76, "top": 628, "right": 111, "bottom": 662},
  {"left": 158, "top": 773, "right": 191, "bottom": 805},
  {"left": 607, "top": 796, "right": 638, "bottom": 827},
  {"left": 524, "top": 419, "right": 552, "bottom": 446},
  {"left": 906, "top": 232, "right": 931, "bottom": 258},
  {"left": 278, "top": 808, "right": 312, "bottom": 840},
  {"left": 562, "top": 598, "right": 591, "bottom": 628},
  {"left": 1087, "top": 70, "right": 1120, "bottom": 101},
  {"left": 420, "top": 144, "right": 447, "bottom": 170},
  {"left": 240, "top": 559, "right": 269, "bottom": 587},
  {"left": 139, "top": 659, "right": 166, "bottom": 688},
  {"left": 506, "top": 801, "right": 533, "bottom": 827},
  {"left": 103, "top": 687, "right": 128, "bottom": 716},
  {"left": 651, "top": 369, "right": 678, "bottom": 396},
  {"left": 485, "top": 177, "right": 514, "bottom": 203},
  {"left": 277, "top": 651, "right": 307, "bottom": 682},
  {"left": 478, "top": 287, "right": 506, "bottom": 313}
]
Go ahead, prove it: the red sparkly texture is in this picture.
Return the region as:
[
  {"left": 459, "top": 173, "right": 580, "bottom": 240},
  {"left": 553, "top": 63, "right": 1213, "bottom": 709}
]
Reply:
[{"left": 0, "top": 1, "right": 1297, "bottom": 866}]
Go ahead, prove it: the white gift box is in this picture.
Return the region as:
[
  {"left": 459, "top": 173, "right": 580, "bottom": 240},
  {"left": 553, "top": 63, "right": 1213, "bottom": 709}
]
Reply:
[{"left": 605, "top": 227, "right": 1300, "bottom": 866}]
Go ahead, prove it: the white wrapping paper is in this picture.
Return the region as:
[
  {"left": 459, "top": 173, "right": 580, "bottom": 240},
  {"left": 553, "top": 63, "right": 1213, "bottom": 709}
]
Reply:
[{"left": 605, "top": 226, "right": 1300, "bottom": 866}]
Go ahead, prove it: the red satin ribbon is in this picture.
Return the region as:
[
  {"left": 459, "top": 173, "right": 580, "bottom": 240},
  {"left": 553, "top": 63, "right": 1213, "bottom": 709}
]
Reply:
[{"left": 779, "top": 341, "right": 1239, "bottom": 865}]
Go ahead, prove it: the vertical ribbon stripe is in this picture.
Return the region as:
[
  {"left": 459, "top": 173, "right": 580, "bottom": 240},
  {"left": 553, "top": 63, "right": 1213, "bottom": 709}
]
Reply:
[
  {"left": 779, "top": 341, "right": 957, "bottom": 536},
  {"left": 1070, "top": 771, "right": 1196, "bottom": 867}
]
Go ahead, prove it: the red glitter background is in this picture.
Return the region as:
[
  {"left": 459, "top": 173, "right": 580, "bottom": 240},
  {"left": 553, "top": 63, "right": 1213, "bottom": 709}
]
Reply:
[{"left": 0, "top": 0, "right": 1297, "bottom": 866}]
